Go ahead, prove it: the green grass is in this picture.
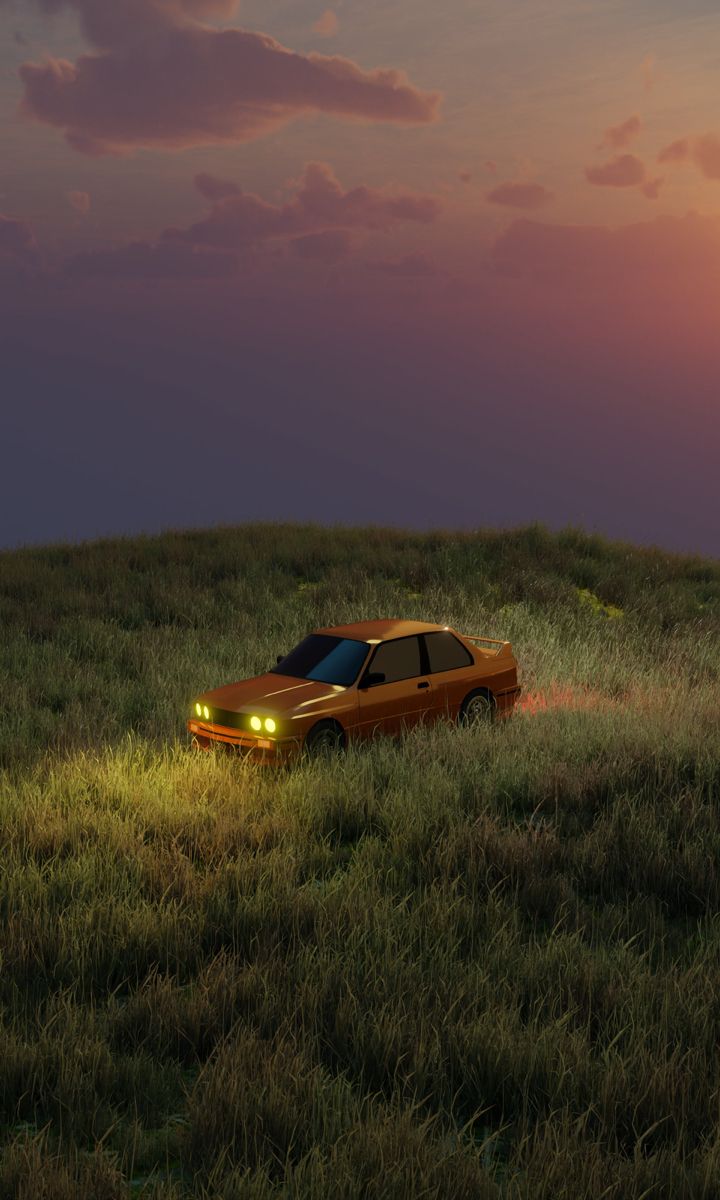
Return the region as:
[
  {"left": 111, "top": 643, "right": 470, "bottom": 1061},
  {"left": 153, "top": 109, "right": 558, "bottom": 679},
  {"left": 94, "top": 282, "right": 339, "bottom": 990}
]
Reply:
[{"left": 1, "top": 519, "right": 719, "bottom": 1198}]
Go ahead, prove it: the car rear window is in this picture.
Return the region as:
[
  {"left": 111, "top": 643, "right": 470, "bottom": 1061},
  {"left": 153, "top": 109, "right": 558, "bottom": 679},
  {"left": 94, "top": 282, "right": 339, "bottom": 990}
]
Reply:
[
  {"left": 271, "top": 635, "right": 369, "bottom": 687},
  {"left": 424, "top": 631, "right": 473, "bottom": 672}
]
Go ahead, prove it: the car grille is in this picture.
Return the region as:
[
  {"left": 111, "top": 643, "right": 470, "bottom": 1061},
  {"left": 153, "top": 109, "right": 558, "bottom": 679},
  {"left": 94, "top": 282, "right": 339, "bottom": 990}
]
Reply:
[{"left": 201, "top": 707, "right": 250, "bottom": 730}]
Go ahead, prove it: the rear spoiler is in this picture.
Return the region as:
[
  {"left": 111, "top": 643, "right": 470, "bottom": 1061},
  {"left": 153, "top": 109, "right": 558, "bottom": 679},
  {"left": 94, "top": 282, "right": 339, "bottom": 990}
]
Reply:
[{"left": 457, "top": 633, "right": 511, "bottom": 657}]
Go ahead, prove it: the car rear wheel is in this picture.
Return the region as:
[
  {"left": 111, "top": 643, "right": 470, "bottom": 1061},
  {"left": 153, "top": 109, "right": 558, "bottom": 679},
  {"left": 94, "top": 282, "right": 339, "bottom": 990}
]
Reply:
[
  {"left": 304, "top": 720, "right": 345, "bottom": 759},
  {"left": 459, "top": 689, "right": 496, "bottom": 727}
]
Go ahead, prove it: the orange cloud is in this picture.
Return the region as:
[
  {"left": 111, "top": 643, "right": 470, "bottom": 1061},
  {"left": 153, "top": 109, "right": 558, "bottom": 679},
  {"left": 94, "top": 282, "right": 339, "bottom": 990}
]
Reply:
[
  {"left": 585, "top": 154, "right": 645, "bottom": 187},
  {"left": 486, "top": 181, "right": 554, "bottom": 209},
  {"left": 659, "top": 132, "right": 720, "bottom": 181},
  {"left": 313, "top": 9, "right": 338, "bottom": 36},
  {"left": 19, "top": 4, "right": 440, "bottom": 155},
  {"left": 601, "top": 114, "right": 641, "bottom": 149},
  {"left": 458, "top": 170, "right": 472, "bottom": 184},
  {"left": 657, "top": 138, "right": 690, "bottom": 164},
  {"left": 168, "top": 162, "right": 441, "bottom": 247}
]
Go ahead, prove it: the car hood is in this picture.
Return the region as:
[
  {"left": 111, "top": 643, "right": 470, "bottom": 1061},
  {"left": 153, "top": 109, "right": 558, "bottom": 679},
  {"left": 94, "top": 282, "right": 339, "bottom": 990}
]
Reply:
[{"left": 199, "top": 672, "right": 347, "bottom": 715}]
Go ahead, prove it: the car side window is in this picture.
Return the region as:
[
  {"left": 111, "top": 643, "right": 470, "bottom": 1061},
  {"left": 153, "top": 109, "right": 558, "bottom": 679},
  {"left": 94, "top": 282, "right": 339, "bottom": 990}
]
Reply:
[
  {"left": 424, "top": 631, "right": 473, "bottom": 672},
  {"left": 367, "top": 636, "right": 422, "bottom": 684}
]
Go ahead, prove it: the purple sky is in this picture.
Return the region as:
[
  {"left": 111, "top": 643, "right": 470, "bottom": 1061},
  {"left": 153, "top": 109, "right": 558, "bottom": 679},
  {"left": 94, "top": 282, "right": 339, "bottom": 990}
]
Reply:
[{"left": 2, "top": 0, "right": 720, "bottom": 555}]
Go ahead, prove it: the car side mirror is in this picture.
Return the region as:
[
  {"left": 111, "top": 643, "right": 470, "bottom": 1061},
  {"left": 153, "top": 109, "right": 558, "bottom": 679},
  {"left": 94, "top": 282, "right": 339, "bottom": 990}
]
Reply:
[
  {"left": 360, "top": 670, "right": 386, "bottom": 688},
  {"left": 276, "top": 654, "right": 284, "bottom": 663}
]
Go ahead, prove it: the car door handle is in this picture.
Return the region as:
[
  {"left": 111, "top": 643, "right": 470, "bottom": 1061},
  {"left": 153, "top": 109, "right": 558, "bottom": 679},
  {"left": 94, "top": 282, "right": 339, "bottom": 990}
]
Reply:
[{"left": 417, "top": 681, "right": 430, "bottom": 689}]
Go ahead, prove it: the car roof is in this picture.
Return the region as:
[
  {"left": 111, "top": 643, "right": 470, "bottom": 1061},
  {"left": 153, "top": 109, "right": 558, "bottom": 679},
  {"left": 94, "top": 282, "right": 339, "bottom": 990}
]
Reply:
[{"left": 312, "top": 618, "right": 452, "bottom": 643}]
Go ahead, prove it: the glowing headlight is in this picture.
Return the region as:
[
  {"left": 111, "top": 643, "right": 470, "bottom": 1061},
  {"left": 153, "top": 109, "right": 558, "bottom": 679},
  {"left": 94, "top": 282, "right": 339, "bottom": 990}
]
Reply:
[
  {"left": 264, "top": 717, "right": 276, "bottom": 733},
  {"left": 195, "top": 702, "right": 202, "bottom": 717},
  {"left": 203, "top": 705, "right": 210, "bottom": 720},
  {"left": 250, "top": 715, "right": 262, "bottom": 731}
]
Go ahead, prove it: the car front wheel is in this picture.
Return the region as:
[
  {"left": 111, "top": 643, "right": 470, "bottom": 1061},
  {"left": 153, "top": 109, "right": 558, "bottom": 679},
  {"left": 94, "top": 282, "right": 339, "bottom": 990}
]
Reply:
[
  {"left": 458, "top": 689, "right": 496, "bottom": 727},
  {"left": 304, "top": 721, "right": 345, "bottom": 758}
]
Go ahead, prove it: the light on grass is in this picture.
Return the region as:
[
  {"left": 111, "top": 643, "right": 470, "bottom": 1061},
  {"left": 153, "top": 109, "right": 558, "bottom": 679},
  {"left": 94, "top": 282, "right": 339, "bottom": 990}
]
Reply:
[
  {"left": 518, "top": 682, "right": 618, "bottom": 715},
  {"left": 577, "top": 587, "right": 624, "bottom": 619}
]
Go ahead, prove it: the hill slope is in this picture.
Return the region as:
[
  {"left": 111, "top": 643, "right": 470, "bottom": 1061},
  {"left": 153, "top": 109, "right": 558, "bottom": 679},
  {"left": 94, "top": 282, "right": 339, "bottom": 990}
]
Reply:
[{"left": 1, "top": 522, "right": 719, "bottom": 1197}]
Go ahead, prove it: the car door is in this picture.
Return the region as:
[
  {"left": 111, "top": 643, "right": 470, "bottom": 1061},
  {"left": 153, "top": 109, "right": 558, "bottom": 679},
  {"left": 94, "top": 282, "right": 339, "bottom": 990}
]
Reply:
[
  {"left": 421, "top": 630, "right": 477, "bottom": 721},
  {"left": 356, "top": 635, "right": 434, "bottom": 739}
]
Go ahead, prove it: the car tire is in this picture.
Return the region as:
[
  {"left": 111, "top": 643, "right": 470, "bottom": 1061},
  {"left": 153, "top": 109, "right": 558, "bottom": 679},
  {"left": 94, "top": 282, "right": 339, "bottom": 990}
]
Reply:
[
  {"left": 458, "top": 688, "right": 496, "bottom": 727},
  {"left": 304, "top": 720, "right": 346, "bottom": 758}
]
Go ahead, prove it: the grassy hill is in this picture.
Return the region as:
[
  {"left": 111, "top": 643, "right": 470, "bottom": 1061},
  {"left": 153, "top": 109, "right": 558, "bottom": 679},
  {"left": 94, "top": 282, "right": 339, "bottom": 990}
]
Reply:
[{"left": 1, "top": 521, "right": 719, "bottom": 1198}]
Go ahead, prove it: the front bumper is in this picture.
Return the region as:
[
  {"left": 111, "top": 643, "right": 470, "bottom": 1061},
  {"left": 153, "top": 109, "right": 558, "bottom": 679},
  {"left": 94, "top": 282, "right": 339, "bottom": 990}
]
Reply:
[{"left": 187, "top": 719, "right": 302, "bottom": 765}]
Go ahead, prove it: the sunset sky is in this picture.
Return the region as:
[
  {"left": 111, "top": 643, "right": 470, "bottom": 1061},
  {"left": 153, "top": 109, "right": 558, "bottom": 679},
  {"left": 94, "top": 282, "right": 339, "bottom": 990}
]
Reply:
[{"left": 2, "top": 0, "right": 720, "bottom": 555}]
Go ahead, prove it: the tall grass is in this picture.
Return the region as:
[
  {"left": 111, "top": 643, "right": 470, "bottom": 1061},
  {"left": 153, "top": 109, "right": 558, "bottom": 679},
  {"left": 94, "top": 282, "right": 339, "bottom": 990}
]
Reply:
[{"left": 1, "top": 521, "right": 719, "bottom": 1197}]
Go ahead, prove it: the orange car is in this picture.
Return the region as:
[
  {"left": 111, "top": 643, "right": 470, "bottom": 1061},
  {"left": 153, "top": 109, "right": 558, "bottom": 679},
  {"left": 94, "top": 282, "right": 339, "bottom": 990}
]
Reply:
[{"left": 188, "top": 619, "right": 521, "bottom": 765}]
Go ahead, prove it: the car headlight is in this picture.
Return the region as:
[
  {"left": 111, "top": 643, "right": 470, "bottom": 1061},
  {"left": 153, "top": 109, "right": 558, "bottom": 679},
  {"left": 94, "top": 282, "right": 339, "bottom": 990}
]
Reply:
[
  {"left": 203, "top": 705, "right": 210, "bottom": 721},
  {"left": 264, "top": 717, "right": 276, "bottom": 733},
  {"left": 250, "top": 715, "right": 262, "bottom": 731},
  {"left": 195, "top": 702, "right": 202, "bottom": 717}
]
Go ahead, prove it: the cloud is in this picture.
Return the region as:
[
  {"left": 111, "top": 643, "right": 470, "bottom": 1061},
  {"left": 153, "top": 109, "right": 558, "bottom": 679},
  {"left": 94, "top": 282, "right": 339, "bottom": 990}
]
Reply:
[
  {"left": 289, "top": 229, "right": 351, "bottom": 262},
  {"left": 18, "top": 3, "right": 440, "bottom": 155},
  {"left": 0, "top": 213, "right": 37, "bottom": 262},
  {"left": 167, "top": 162, "right": 441, "bottom": 248},
  {"left": 691, "top": 134, "right": 720, "bottom": 179},
  {"left": 67, "top": 189, "right": 90, "bottom": 214},
  {"left": 491, "top": 212, "right": 720, "bottom": 287},
  {"left": 484, "top": 161, "right": 497, "bottom": 173},
  {"left": 658, "top": 132, "right": 720, "bottom": 181},
  {"left": 657, "top": 138, "right": 690, "bottom": 164},
  {"left": 193, "top": 173, "right": 240, "bottom": 201},
  {"left": 640, "top": 177, "right": 664, "bottom": 200},
  {"left": 458, "top": 170, "right": 472, "bottom": 184},
  {"left": 367, "top": 252, "right": 437, "bottom": 277},
  {"left": 55, "top": 163, "right": 439, "bottom": 280},
  {"left": 486, "top": 181, "right": 554, "bottom": 209},
  {"left": 601, "top": 114, "right": 642, "bottom": 149},
  {"left": 584, "top": 154, "right": 645, "bottom": 187},
  {"left": 63, "top": 239, "right": 238, "bottom": 279},
  {"left": 313, "top": 9, "right": 338, "bottom": 36}
]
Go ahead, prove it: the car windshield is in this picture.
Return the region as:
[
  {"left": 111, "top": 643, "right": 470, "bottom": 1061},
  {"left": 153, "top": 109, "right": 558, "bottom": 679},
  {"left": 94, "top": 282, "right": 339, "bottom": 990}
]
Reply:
[{"left": 270, "top": 634, "right": 369, "bottom": 687}]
